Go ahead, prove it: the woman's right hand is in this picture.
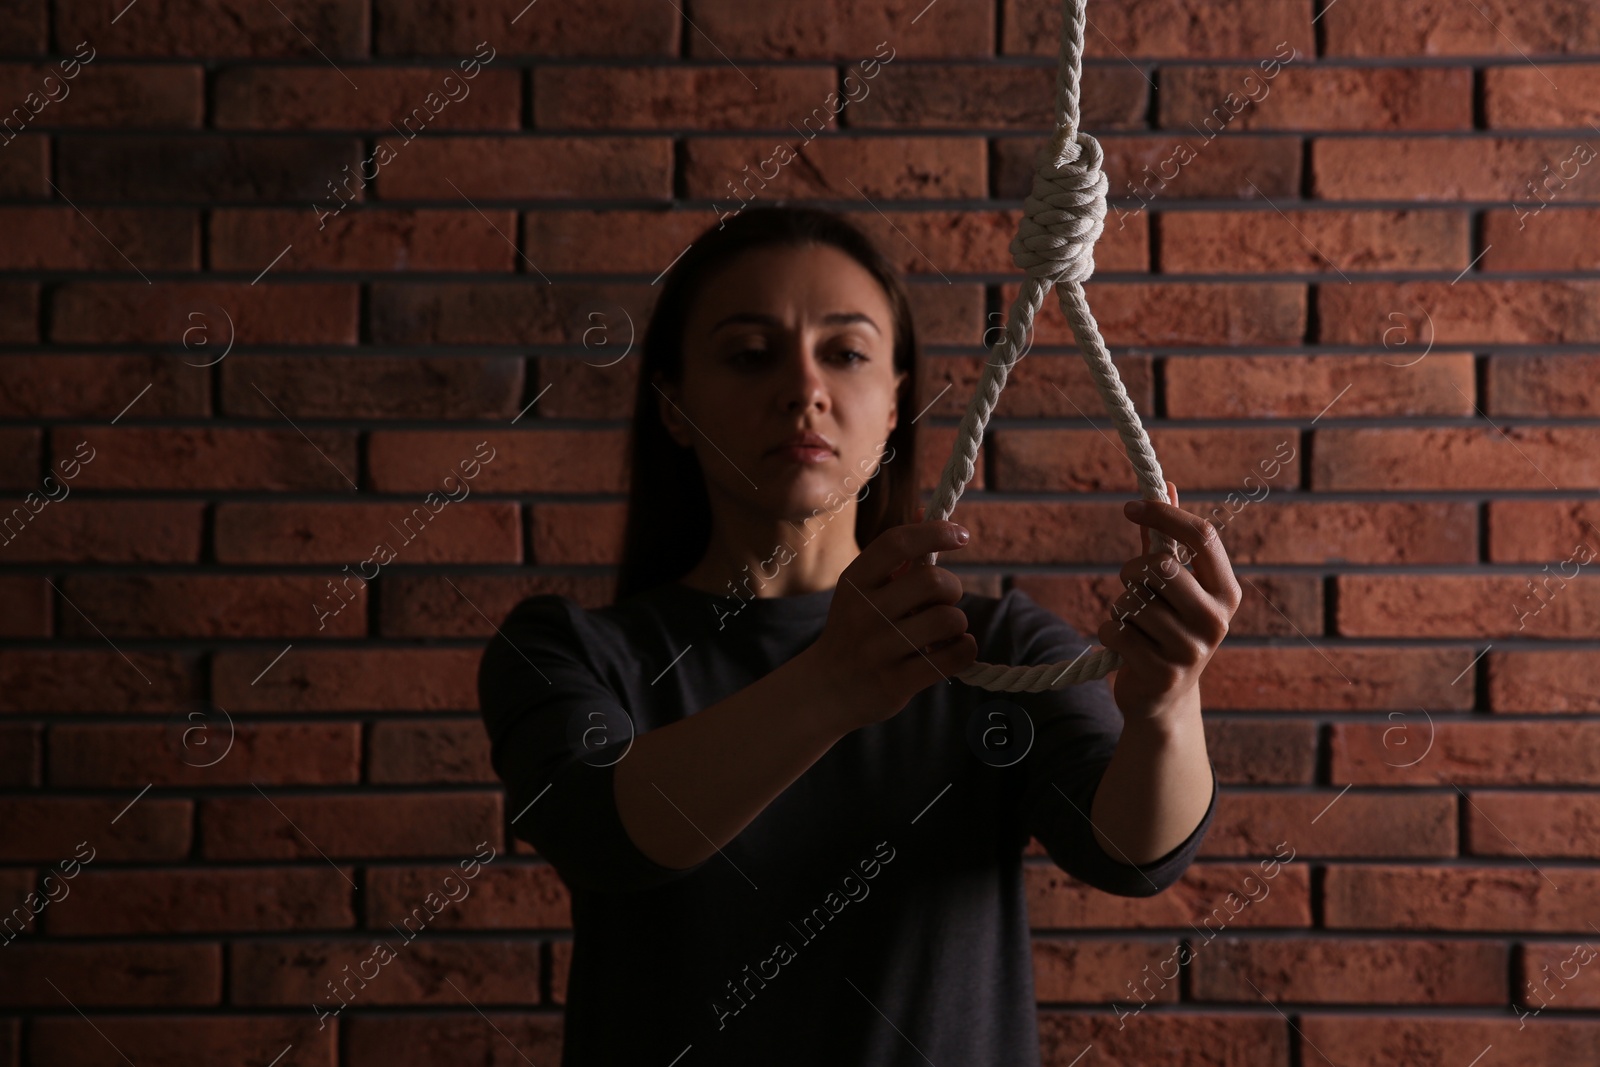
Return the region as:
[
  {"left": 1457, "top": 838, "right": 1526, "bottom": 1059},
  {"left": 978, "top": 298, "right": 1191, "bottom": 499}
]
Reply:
[{"left": 804, "top": 517, "right": 979, "bottom": 732}]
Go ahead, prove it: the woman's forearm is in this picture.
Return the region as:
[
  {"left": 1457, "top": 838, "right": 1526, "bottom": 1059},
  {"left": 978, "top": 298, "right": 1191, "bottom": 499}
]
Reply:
[
  {"left": 611, "top": 643, "right": 857, "bottom": 870},
  {"left": 1088, "top": 688, "right": 1215, "bottom": 866}
]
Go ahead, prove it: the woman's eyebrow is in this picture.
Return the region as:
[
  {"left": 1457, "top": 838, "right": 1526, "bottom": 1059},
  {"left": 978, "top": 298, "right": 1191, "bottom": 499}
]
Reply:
[{"left": 709, "top": 311, "right": 882, "bottom": 335}]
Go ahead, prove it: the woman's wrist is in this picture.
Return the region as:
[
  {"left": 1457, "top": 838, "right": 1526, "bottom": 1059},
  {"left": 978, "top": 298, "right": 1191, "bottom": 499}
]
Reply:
[{"left": 786, "top": 644, "right": 870, "bottom": 741}]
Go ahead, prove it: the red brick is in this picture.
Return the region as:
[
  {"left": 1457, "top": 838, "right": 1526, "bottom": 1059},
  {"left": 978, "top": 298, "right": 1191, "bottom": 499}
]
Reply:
[
  {"left": 31, "top": 1015, "right": 336, "bottom": 1067},
  {"left": 1161, "top": 209, "right": 1467, "bottom": 274},
  {"left": 1040, "top": 1014, "right": 1286, "bottom": 1067},
  {"left": 0, "top": 207, "right": 196, "bottom": 270},
  {"left": 1311, "top": 1016, "right": 1600, "bottom": 1065},
  {"left": 1203, "top": 792, "right": 1456, "bottom": 858},
  {"left": 906, "top": 282, "right": 986, "bottom": 345},
  {"left": 1161, "top": 67, "right": 1471, "bottom": 131},
  {"left": 1026, "top": 861, "right": 1311, "bottom": 928},
  {"left": 369, "top": 281, "right": 655, "bottom": 345},
  {"left": 1483, "top": 208, "right": 1600, "bottom": 272},
  {"left": 684, "top": 135, "right": 987, "bottom": 200},
  {"left": 0, "top": 869, "right": 35, "bottom": 937},
  {"left": 49, "top": 723, "right": 362, "bottom": 787},
  {"left": 0, "top": 63, "right": 202, "bottom": 126},
  {"left": 1486, "top": 65, "right": 1600, "bottom": 126},
  {"left": 851, "top": 65, "right": 1148, "bottom": 130},
  {"left": 1330, "top": 722, "right": 1600, "bottom": 785},
  {"left": 531, "top": 501, "right": 625, "bottom": 565},
  {"left": 369, "top": 430, "right": 624, "bottom": 493},
  {"left": 0, "top": 943, "right": 220, "bottom": 1005},
  {"left": 1339, "top": 574, "right": 1600, "bottom": 639},
  {"left": 919, "top": 353, "right": 1154, "bottom": 426},
  {"left": 367, "top": 863, "right": 566, "bottom": 929},
  {"left": 1202, "top": 719, "right": 1317, "bottom": 785},
  {"left": 1487, "top": 501, "right": 1600, "bottom": 562},
  {"left": 0, "top": 723, "right": 40, "bottom": 785},
  {"left": 213, "top": 502, "right": 521, "bottom": 564},
  {"left": 1465, "top": 792, "right": 1600, "bottom": 857},
  {"left": 1521, "top": 943, "right": 1600, "bottom": 1008},
  {"left": 213, "top": 648, "right": 481, "bottom": 713},
  {"left": 215, "top": 67, "right": 519, "bottom": 129},
  {"left": 52, "top": 425, "right": 358, "bottom": 491},
  {"left": 201, "top": 792, "right": 500, "bottom": 860},
  {"left": 231, "top": 938, "right": 541, "bottom": 1005},
  {"left": 346, "top": 1014, "right": 562, "bottom": 1066},
  {"left": 1314, "top": 136, "right": 1600, "bottom": 200},
  {"left": 0, "top": 501, "right": 203, "bottom": 562},
  {"left": 381, "top": 573, "right": 613, "bottom": 637},
  {"left": 1165, "top": 353, "right": 1475, "bottom": 419},
  {"left": 971, "top": 499, "right": 1473, "bottom": 566},
  {"left": 50, "top": 282, "right": 358, "bottom": 343},
  {"left": 1326, "top": 866, "right": 1600, "bottom": 932},
  {"left": 1326, "top": 0, "right": 1600, "bottom": 56},
  {"left": 1204, "top": 646, "right": 1475, "bottom": 712},
  {"left": 368, "top": 719, "right": 495, "bottom": 783},
  {"left": 0, "top": 427, "right": 38, "bottom": 488},
  {"left": 52, "top": 867, "right": 355, "bottom": 934},
  {"left": 376, "top": 135, "right": 673, "bottom": 199},
  {"left": 992, "top": 427, "right": 1300, "bottom": 493},
  {"left": 212, "top": 210, "right": 518, "bottom": 272},
  {"left": 534, "top": 350, "right": 640, "bottom": 415},
  {"left": 0, "top": 282, "right": 37, "bottom": 342},
  {"left": 57, "top": 135, "right": 364, "bottom": 203},
  {"left": 0, "top": 2, "right": 44, "bottom": 53},
  {"left": 0, "top": 577, "right": 46, "bottom": 637},
  {"left": 536, "top": 65, "right": 835, "bottom": 129},
  {"left": 687, "top": 1, "right": 992, "bottom": 58},
  {"left": 0, "top": 134, "right": 46, "bottom": 197},
  {"left": 1004, "top": 0, "right": 1313, "bottom": 59},
  {"left": 374, "top": 0, "right": 677, "bottom": 56},
  {"left": 1191, "top": 937, "right": 1508, "bottom": 1004},
  {"left": 1002, "top": 281, "right": 1306, "bottom": 347},
  {"left": 0, "top": 650, "right": 201, "bottom": 712},
  {"left": 219, "top": 354, "right": 522, "bottom": 417},
  {"left": 1323, "top": 281, "right": 1600, "bottom": 345},
  {"left": 0, "top": 353, "right": 208, "bottom": 417},
  {"left": 0, "top": 798, "right": 191, "bottom": 861},
  {"left": 1315, "top": 426, "right": 1600, "bottom": 490},
  {"left": 1032, "top": 938, "right": 1183, "bottom": 1004},
  {"left": 57, "top": 0, "right": 367, "bottom": 57},
  {"left": 58, "top": 574, "right": 368, "bottom": 639},
  {"left": 1490, "top": 649, "right": 1600, "bottom": 713},
  {"left": 526, "top": 207, "right": 722, "bottom": 274}
]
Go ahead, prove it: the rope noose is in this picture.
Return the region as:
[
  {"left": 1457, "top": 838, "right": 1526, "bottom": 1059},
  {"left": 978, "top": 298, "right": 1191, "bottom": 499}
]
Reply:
[{"left": 919, "top": 0, "right": 1176, "bottom": 693}]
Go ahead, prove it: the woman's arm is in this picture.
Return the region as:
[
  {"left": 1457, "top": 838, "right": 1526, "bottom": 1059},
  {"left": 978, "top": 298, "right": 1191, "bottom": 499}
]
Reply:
[
  {"left": 614, "top": 520, "right": 977, "bottom": 872},
  {"left": 611, "top": 641, "right": 856, "bottom": 871},
  {"left": 1087, "top": 687, "right": 1215, "bottom": 866}
]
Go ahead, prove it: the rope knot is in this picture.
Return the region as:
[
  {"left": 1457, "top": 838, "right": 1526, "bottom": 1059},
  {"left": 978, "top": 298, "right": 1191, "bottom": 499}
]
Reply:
[{"left": 1009, "top": 130, "right": 1108, "bottom": 286}]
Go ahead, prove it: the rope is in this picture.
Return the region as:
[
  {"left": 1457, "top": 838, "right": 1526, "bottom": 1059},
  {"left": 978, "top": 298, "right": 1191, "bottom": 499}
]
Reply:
[{"left": 919, "top": 0, "right": 1176, "bottom": 693}]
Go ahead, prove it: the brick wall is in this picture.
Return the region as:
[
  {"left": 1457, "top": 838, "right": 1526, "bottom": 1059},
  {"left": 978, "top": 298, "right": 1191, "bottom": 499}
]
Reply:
[{"left": 2, "top": 0, "right": 1599, "bottom": 1063}]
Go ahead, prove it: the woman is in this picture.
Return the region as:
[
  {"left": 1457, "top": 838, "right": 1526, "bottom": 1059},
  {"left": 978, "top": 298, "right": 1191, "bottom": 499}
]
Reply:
[{"left": 477, "top": 206, "right": 1236, "bottom": 1065}]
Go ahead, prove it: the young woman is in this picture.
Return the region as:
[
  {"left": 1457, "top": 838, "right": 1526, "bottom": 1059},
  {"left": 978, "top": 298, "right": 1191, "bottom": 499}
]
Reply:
[{"left": 477, "top": 206, "right": 1236, "bottom": 1065}]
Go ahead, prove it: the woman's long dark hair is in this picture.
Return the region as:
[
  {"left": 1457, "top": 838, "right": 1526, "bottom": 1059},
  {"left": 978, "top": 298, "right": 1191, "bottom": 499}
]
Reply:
[{"left": 613, "top": 206, "right": 922, "bottom": 604}]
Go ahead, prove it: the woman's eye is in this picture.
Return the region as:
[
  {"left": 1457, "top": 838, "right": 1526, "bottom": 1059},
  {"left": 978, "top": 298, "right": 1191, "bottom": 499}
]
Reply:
[{"left": 837, "top": 349, "right": 868, "bottom": 365}]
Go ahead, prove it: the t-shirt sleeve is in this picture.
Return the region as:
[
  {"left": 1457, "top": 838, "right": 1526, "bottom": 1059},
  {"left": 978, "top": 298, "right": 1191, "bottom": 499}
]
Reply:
[
  {"left": 477, "top": 594, "right": 710, "bottom": 895},
  {"left": 995, "top": 588, "right": 1218, "bottom": 898}
]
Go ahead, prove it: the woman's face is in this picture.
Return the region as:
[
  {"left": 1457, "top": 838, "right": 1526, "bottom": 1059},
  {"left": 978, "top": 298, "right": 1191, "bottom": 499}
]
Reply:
[{"left": 659, "top": 241, "right": 907, "bottom": 528}]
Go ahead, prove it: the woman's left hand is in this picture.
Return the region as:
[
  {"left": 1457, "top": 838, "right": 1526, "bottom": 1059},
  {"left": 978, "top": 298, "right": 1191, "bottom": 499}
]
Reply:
[{"left": 1097, "top": 480, "right": 1242, "bottom": 726}]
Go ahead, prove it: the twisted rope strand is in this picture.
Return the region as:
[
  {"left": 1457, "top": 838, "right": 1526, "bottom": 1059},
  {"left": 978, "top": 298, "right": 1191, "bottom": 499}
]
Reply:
[{"left": 921, "top": 0, "right": 1174, "bottom": 692}]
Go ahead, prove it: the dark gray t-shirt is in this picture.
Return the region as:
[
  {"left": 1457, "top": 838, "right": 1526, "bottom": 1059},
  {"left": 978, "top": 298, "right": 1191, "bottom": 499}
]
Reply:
[{"left": 477, "top": 579, "right": 1217, "bottom": 1066}]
